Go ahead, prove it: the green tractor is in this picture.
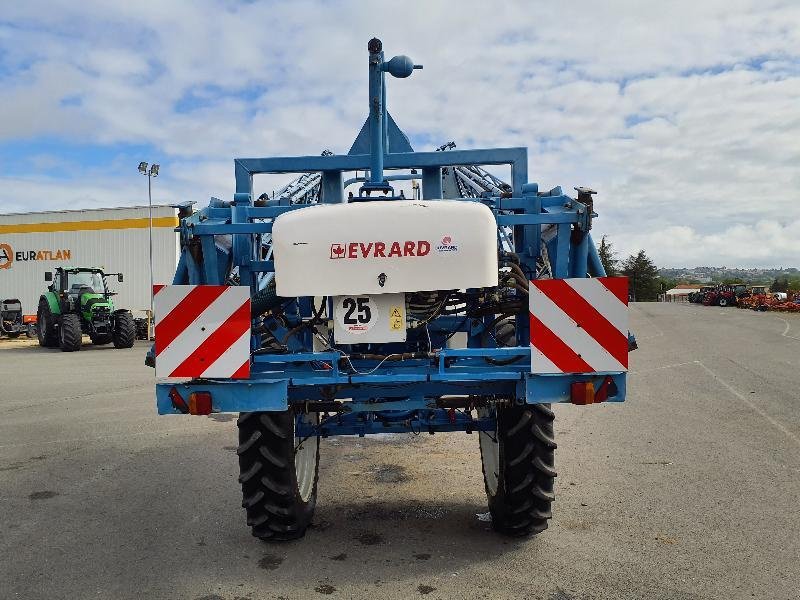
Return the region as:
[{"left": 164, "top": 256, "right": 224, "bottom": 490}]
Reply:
[{"left": 37, "top": 267, "right": 136, "bottom": 352}]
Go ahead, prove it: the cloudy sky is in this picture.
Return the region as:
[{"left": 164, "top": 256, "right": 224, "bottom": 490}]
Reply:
[{"left": 1, "top": 1, "right": 798, "bottom": 267}]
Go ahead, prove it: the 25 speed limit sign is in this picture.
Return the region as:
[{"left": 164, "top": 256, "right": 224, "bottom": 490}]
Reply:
[
  {"left": 333, "top": 293, "right": 406, "bottom": 343},
  {"left": 338, "top": 296, "right": 377, "bottom": 334}
]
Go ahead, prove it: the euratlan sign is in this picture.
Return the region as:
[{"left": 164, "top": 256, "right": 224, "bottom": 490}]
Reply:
[{"left": 0, "top": 243, "right": 72, "bottom": 270}]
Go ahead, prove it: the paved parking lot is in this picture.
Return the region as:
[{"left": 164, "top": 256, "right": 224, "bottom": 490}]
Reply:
[{"left": 1, "top": 303, "right": 798, "bottom": 599}]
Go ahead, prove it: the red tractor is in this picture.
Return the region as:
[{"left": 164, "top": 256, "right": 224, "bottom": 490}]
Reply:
[{"left": 702, "top": 285, "right": 738, "bottom": 307}]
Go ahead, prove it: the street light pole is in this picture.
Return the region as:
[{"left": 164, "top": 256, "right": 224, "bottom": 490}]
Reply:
[
  {"left": 148, "top": 171, "right": 153, "bottom": 328},
  {"left": 139, "top": 162, "right": 159, "bottom": 337}
]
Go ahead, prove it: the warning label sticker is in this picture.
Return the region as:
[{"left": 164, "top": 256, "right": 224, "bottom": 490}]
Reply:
[{"left": 389, "top": 306, "right": 404, "bottom": 331}]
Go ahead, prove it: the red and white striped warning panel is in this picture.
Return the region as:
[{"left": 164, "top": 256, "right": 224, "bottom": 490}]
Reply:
[
  {"left": 529, "top": 277, "right": 628, "bottom": 374},
  {"left": 154, "top": 285, "right": 251, "bottom": 379}
]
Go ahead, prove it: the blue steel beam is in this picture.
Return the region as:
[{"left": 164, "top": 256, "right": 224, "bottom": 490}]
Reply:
[
  {"left": 571, "top": 232, "right": 589, "bottom": 278},
  {"left": 321, "top": 170, "right": 344, "bottom": 203},
  {"left": 233, "top": 147, "right": 528, "bottom": 195},
  {"left": 587, "top": 233, "right": 607, "bottom": 277},
  {"left": 155, "top": 366, "right": 626, "bottom": 417},
  {"left": 496, "top": 213, "right": 577, "bottom": 225},
  {"left": 303, "top": 410, "right": 493, "bottom": 438},
  {"left": 366, "top": 40, "right": 386, "bottom": 189},
  {"left": 422, "top": 167, "right": 443, "bottom": 199},
  {"left": 343, "top": 173, "right": 419, "bottom": 188}
]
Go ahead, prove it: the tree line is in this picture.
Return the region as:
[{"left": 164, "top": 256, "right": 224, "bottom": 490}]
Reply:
[
  {"left": 769, "top": 276, "right": 799, "bottom": 293},
  {"left": 596, "top": 237, "right": 798, "bottom": 301},
  {"left": 598, "top": 236, "right": 660, "bottom": 301}
]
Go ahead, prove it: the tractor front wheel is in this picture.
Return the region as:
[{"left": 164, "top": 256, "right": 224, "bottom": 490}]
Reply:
[
  {"left": 237, "top": 409, "right": 320, "bottom": 541},
  {"left": 59, "top": 314, "right": 82, "bottom": 352},
  {"left": 37, "top": 300, "right": 59, "bottom": 347},
  {"left": 479, "top": 403, "right": 556, "bottom": 536},
  {"left": 112, "top": 311, "right": 136, "bottom": 348}
]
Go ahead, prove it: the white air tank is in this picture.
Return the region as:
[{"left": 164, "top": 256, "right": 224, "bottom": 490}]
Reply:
[{"left": 272, "top": 200, "right": 498, "bottom": 296}]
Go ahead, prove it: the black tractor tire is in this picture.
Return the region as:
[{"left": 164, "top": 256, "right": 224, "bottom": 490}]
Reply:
[
  {"left": 91, "top": 333, "right": 113, "bottom": 345},
  {"left": 718, "top": 297, "right": 729, "bottom": 307},
  {"left": 7, "top": 331, "right": 21, "bottom": 339},
  {"left": 237, "top": 409, "right": 320, "bottom": 541},
  {"left": 59, "top": 313, "right": 82, "bottom": 352},
  {"left": 37, "top": 300, "right": 59, "bottom": 347},
  {"left": 112, "top": 311, "right": 136, "bottom": 349},
  {"left": 479, "top": 403, "right": 556, "bottom": 537}
]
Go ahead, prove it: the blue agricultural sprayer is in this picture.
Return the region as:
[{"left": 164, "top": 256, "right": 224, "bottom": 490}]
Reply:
[{"left": 149, "top": 39, "right": 633, "bottom": 541}]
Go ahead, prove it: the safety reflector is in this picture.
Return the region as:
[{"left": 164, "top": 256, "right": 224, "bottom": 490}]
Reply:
[
  {"left": 189, "top": 392, "right": 213, "bottom": 415},
  {"left": 570, "top": 381, "right": 595, "bottom": 405},
  {"left": 154, "top": 285, "right": 251, "bottom": 379},
  {"left": 530, "top": 277, "right": 628, "bottom": 374},
  {"left": 593, "top": 375, "right": 617, "bottom": 403},
  {"left": 169, "top": 387, "right": 188, "bottom": 413}
]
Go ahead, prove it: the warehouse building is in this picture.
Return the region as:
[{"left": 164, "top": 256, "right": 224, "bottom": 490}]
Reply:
[
  {"left": 0, "top": 205, "right": 179, "bottom": 317},
  {"left": 665, "top": 284, "right": 701, "bottom": 302}
]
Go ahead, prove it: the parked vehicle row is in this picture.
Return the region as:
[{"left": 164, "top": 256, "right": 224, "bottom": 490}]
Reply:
[
  {"left": 688, "top": 284, "right": 748, "bottom": 306},
  {"left": 687, "top": 284, "right": 798, "bottom": 309},
  {"left": 737, "top": 292, "right": 800, "bottom": 313}
]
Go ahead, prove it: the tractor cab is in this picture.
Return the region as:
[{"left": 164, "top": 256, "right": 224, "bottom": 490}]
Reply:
[
  {"left": 65, "top": 270, "right": 106, "bottom": 296},
  {"left": 48, "top": 267, "right": 120, "bottom": 294},
  {"left": 46, "top": 268, "right": 122, "bottom": 313}
]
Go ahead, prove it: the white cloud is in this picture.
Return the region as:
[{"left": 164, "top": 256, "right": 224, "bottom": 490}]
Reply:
[
  {"left": 618, "top": 220, "right": 800, "bottom": 267},
  {"left": 0, "top": 0, "right": 798, "bottom": 268}
]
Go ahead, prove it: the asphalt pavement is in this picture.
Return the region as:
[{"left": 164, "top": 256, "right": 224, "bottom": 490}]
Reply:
[{"left": 1, "top": 303, "right": 798, "bottom": 599}]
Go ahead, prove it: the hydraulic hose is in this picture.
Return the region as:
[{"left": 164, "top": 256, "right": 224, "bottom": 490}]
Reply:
[{"left": 251, "top": 280, "right": 285, "bottom": 316}]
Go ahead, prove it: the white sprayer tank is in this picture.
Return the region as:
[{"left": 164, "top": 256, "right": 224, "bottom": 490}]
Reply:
[{"left": 271, "top": 200, "right": 498, "bottom": 296}]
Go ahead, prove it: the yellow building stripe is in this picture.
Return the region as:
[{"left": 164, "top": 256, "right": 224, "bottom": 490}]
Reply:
[{"left": 0, "top": 216, "right": 179, "bottom": 234}]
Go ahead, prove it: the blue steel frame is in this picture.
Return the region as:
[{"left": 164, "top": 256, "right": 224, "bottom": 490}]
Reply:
[{"left": 155, "top": 41, "right": 626, "bottom": 436}]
